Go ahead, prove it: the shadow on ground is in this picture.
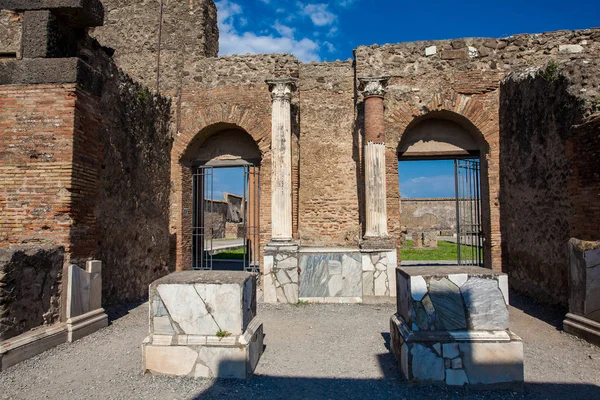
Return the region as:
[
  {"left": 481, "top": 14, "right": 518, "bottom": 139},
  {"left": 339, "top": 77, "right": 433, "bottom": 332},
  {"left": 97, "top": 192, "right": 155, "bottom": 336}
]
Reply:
[
  {"left": 508, "top": 289, "right": 567, "bottom": 330},
  {"left": 193, "top": 372, "right": 600, "bottom": 400},
  {"left": 189, "top": 331, "right": 600, "bottom": 400}
]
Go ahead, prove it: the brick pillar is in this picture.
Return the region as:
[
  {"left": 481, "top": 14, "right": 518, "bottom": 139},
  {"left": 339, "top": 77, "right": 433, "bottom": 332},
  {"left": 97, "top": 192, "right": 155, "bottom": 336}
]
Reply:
[{"left": 360, "top": 77, "right": 390, "bottom": 240}]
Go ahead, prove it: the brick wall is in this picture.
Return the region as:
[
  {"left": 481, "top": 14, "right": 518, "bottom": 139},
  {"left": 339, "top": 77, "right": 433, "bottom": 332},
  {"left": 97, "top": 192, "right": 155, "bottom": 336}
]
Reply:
[
  {"left": 0, "top": 84, "right": 78, "bottom": 250},
  {"left": 298, "top": 61, "right": 361, "bottom": 246}
]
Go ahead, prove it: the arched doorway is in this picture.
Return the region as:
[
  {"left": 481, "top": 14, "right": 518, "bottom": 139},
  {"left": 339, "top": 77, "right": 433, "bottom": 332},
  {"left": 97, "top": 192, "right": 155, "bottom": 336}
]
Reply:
[
  {"left": 180, "top": 124, "right": 262, "bottom": 272},
  {"left": 397, "top": 112, "right": 490, "bottom": 267}
]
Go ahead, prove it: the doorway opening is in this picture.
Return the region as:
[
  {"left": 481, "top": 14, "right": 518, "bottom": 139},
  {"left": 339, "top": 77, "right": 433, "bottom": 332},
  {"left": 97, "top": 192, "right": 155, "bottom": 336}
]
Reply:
[
  {"left": 397, "top": 115, "right": 485, "bottom": 267},
  {"left": 192, "top": 165, "right": 260, "bottom": 272}
]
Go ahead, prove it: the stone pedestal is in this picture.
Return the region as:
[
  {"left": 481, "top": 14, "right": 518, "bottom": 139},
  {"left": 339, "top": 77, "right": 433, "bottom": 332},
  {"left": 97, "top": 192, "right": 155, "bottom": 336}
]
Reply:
[
  {"left": 563, "top": 239, "right": 600, "bottom": 346},
  {"left": 263, "top": 242, "right": 299, "bottom": 303},
  {"left": 390, "top": 266, "right": 523, "bottom": 388},
  {"left": 142, "top": 271, "right": 263, "bottom": 379},
  {"left": 361, "top": 248, "right": 398, "bottom": 297}
]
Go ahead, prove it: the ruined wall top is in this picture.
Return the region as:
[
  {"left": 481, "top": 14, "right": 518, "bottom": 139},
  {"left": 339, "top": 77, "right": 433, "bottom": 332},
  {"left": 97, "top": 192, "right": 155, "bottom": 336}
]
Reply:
[{"left": 355, "top": 28, "right": 600, "bottom": 77}]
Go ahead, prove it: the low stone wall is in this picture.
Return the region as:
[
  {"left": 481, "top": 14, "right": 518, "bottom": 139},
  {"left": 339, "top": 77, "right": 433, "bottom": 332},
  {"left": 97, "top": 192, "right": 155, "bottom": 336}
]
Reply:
[
  {"left": 401, "top": 198, "right": 456, "bottom": 234},
  {"left": 0, "top": 246, "right": 63, "bottom": 341}
]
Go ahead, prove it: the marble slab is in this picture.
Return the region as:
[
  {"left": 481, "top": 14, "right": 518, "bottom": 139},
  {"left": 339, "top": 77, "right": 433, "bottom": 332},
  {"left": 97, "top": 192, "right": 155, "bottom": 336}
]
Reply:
[{"left": 299, "top": 252, "right": 361, "bottom": 298}]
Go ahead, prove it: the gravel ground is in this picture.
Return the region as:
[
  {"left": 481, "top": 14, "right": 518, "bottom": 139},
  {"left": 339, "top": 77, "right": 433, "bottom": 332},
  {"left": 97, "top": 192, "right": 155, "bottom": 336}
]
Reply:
[{"left": 1, "top": 291, "right": 600, "bottom": 400}]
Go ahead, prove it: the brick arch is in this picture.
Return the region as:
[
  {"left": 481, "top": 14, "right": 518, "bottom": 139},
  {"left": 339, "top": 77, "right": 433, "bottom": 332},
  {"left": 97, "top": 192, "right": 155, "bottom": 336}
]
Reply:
[
  {"left": 173, "top": 102, "right": 271, "bottom": 161},
  {"left": 385, "top": 91, "right": 502, "bottom": 272},
  {"left": 169, "top": 96, "right": 275, "bottom": 272},
  {"left": 388, "top": 93, "right": 498, "bottom": 148}
]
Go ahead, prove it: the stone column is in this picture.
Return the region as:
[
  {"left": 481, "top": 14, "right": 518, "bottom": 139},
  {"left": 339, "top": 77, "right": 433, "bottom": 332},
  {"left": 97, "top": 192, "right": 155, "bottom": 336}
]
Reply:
[
  {"left": 360, "top": 77, "right": 390, "bottom": 240},
  {"left": 266, "top": 78, "right": 296, "bottom": 242}
]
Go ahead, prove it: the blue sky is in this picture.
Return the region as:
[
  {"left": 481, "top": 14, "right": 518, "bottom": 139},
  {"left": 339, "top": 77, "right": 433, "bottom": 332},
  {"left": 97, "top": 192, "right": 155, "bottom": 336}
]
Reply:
[
  {"left": 216, "top": 0, "right": 599, "bottom": 62},
  {"left": 212, "top": 0, "right": 599, "bottom": 198}
]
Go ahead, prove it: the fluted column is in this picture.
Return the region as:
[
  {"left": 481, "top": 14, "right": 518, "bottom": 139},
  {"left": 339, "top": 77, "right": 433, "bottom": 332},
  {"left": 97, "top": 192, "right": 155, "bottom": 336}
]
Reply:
[
  {"left": 266, "top": 78, "right": 296, "bottom": 242},
  {"left": 360, "top": 77, "right": 390, "bottom": 239}
]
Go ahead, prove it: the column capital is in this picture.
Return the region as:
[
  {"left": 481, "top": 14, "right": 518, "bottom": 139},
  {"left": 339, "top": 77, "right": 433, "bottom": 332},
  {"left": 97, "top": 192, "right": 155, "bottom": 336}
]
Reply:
[
  {"left": 266, "top": 78, "right": 298, "bottom": 101},
  {"left": 358, "top": 76, "right": 390, "bottom": 98}
]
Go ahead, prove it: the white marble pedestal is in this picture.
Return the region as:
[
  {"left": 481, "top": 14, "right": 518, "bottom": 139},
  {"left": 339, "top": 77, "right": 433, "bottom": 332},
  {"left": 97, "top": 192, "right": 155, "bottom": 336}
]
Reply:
[
  {"left": 142, "top": 271, "right": 263, "bottom": 379},
  {"left": 390, "top": 266, "right": 523, "bottom": 388}
]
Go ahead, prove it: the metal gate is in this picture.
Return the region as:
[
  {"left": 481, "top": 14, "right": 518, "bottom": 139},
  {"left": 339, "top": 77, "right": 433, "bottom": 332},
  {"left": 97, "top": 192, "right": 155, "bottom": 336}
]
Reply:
[
  {"left": 192, "top": 165, "right": 260, "bottom": 272},
  {"left": 454, "top": 158, "right": 483, "bottom": 266}
]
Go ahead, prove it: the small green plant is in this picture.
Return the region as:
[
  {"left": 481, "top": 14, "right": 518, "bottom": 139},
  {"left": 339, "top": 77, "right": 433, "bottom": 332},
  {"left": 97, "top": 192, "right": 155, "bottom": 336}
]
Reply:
[
  {"left": 292, "top": 300, "right": 310, "bottom": 307},
  {"left": 137, "top": 86, "right": 151, "bottom": 103},
  {"left": 216, "top": 329, "right": 231, "bottom": 339},
  {"left": 539, "top": 61, "right": 560, "bottom": 82}
]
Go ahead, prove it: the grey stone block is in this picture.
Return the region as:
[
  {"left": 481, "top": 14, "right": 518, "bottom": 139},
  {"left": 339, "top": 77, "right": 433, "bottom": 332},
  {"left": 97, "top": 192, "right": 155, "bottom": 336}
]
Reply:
[
  {"left": 0, "top": 57, "right": 103, "bottom": 94},
  {"left": 429, "top": 278, "right": 467, "bottom": 330},
  {"left": 0, "top": 0, "right": 104, "bottom": 27},
  {"left": 461, "top": 277, "right": 509, "bottom": 330},
  {"left": 22, "top": 10, "right": 80, "bottom": 58}
]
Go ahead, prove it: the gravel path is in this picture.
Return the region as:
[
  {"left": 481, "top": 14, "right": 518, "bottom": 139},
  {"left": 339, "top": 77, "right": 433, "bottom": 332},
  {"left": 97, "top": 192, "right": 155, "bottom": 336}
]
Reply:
[{"left": 1, "top": 292, "right": 600, "bottom": 399}]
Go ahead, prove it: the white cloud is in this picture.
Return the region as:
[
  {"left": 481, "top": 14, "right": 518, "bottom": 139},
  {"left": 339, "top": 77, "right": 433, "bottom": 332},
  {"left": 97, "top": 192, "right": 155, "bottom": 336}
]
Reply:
[
  {"left": 302, "top": 3, "right": 337, "bottom": 27},
  {"left": 216, "top": 1, "right": 321, "bottom": 62},
  {"left": 273, "top": 21, "right": 296, "bottom": 38},
  {"left": 323, "top": 41, "right": 335, "bottom": 52}
]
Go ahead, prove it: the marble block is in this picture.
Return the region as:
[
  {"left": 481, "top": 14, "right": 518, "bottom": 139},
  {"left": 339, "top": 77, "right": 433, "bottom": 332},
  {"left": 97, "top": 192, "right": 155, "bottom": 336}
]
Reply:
[
  {"left": 397, "top": 267, "right": 509, "bottom": 331},
  {"left": 263, "top": 243, "right": 299, "bottom": 303},
  {"left": 299, "top": 250, "right": 361, "bottom": 299},
  {"left": 390, "top": 266, "right": 523, "bottom": 388},
  {"left": 361, "top": 249, "right": 398, "bottom": 297},
  {"left": 66, "top": 260, "right": 108, "bottom": 342},
  {"left": 143, "top": 271, "right": 263, "bottom": 379},
  {"left": 563, "top": 239, "right": 600, "bottom": 346}
]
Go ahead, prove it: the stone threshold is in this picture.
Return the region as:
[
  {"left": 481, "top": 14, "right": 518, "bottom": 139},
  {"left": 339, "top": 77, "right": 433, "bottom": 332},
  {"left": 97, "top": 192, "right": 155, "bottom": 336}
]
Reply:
[
  {"left": 563, "top": 313, "right": 600, "bottom": 346},
  {"left": 0, "top": 309, "right": 108, "bottom": 372}
]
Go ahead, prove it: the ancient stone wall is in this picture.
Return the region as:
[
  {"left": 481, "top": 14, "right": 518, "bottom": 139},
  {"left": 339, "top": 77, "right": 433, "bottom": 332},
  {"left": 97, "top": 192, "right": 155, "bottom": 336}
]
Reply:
[
  {"left": 499, "top": 58, "right": 600, "bottom": 305},
  {"left": 298, "top": 61, "right": 361, "bottom": 246},
  {"left": 171, "top": 54, "right": 300, "bottom": 271},
  {"left": 400, "top": 198, "right": 457, "bottom": 234},
  {"left": 354, "top": 28, "right": 600, "bottom": 271},
  {"left": 0, "top": 246, "right": 63, "bottom": 341},
  {"left": 90, "top": 0, "right": 218, "bottom": 92},
  {"left": 84, "top": 42, "right": 173, "bottom": 303}
]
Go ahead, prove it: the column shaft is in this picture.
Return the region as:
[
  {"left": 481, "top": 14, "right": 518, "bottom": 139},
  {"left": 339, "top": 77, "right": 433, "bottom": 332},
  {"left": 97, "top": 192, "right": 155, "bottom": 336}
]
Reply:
[
  {"left": 360, "top": 77, "right": 390, "bottom": 239},
  {"left": 266, "top": 79, "right": 296, "bottom": 242}
]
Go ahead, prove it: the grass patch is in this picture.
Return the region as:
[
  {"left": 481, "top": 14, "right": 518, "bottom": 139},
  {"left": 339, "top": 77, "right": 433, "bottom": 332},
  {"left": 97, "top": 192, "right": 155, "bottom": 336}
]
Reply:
[
  {"left": 292, "top": 300, "right": 310, "bottom": 307},
  {"left": 216, "top": 329, "right": 231, "bottom": 339},
  {"left": 212, "top": 248, "right": 245, "bottom": 260},
  {"left": 401, "top": 239, "right": 476, "bottom": 261}
]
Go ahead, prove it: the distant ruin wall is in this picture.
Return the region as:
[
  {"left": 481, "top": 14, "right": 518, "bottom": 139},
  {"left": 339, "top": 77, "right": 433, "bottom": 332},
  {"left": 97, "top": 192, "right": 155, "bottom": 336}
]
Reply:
[
  {"left": 400, "top": 198, "right": 456, "bottom": 234},
  {"left": 499, "top": 58, "right": 600, "bottom": 306}
]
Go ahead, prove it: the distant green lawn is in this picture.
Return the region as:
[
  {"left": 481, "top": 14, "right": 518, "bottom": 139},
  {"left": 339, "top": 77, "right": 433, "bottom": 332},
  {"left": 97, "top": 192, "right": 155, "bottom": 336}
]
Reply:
[
  {"left": 401, "top": 239, "right": 476, "bottom": 261},
  {"left": 212, "top": 248, "right": 245, "bottom": 260}
]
